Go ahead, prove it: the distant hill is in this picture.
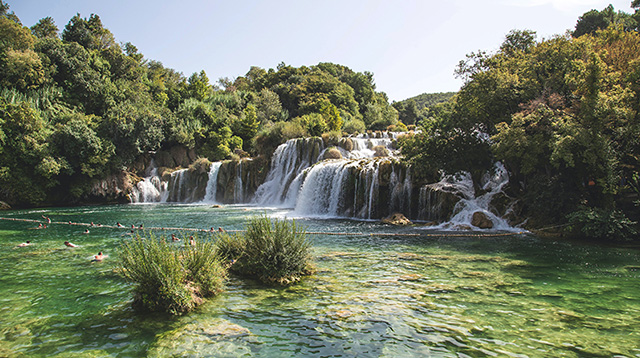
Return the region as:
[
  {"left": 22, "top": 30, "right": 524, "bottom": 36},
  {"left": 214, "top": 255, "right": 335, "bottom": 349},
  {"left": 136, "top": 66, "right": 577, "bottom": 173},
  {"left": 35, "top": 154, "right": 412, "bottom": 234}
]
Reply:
[
  {"left": 393, "top": 92, "right": 456, "bottom": 125},
  {"left": 402, "top": 92, "right": 456, "bottom": 109}
]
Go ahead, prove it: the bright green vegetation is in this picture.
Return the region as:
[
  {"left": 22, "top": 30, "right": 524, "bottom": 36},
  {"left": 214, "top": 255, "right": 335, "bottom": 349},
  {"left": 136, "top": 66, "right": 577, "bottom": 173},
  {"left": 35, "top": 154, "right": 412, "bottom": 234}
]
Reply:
[
  {"left": 0, "top": 1, "right": 399, "bottom": 208},
  {"left": 0, "top": 205, "right": 639, "bottom": 357},
  {"left": 118, "top": 233, "right": 226, "bottom": 315},
  {"left": 217, "top": 215, "right": 314, "bottom": 285},
  {"left": 400, "top": 4, "right": 640, "bottom": 240},
  {"left": 392, "top": 92, "right": 456, "bottom": 126}
]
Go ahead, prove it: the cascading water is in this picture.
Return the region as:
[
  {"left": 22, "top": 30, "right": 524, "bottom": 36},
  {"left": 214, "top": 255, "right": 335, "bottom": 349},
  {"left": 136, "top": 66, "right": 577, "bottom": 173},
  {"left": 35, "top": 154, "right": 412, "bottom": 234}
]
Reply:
[
  {"left": 202, "top": 162, "right": 222, "bottom": 203},
  {"left": 130, "top": 160, "right": 168, "bottom": 203},
  {"left": 423, "top": 163, "right": 515, "bottom": 231},
  {"left": 130, "top": 132, "right": 516, "bottom": 230},
  {"left": 254, "top": 137, "right": 324, "bottom": 206}
]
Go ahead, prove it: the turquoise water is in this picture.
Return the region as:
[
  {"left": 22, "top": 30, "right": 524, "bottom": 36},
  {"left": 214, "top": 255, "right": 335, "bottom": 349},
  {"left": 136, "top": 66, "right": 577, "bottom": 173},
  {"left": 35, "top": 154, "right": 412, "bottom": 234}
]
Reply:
[{"left": 1, "top": 204, "right": 639, "bottom": 357}]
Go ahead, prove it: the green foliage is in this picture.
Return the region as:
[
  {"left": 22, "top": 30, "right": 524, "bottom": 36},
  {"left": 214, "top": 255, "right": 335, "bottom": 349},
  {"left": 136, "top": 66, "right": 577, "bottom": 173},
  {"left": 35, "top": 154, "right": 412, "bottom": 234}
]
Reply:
[
  {"left": 226, "top": 215, "right": 313, "bottom": 286},
  {"left": 30, "top": 17, "right": 58, "bottom": 39},
  {"left": 118, "top": 233, "right": 226, "bottom": 315},
  {"left": 342, "top": 117, "right": 366, "bottom": 134},
  {"left": 567, "top": 207, "right": 637, "bottom": 241}
]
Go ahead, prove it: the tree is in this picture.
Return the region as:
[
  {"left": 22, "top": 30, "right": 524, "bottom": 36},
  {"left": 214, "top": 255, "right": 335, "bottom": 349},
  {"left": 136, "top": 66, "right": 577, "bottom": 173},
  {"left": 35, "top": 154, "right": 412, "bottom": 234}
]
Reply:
[
  {"left": 500, "top": 29, "right": 537, "bottom": 56},
  {"left": 31, "top": 17, "right": 58, "bottom": 39},
  {"left": 187, "top": 70, "right": 211, "bottom": 101}
]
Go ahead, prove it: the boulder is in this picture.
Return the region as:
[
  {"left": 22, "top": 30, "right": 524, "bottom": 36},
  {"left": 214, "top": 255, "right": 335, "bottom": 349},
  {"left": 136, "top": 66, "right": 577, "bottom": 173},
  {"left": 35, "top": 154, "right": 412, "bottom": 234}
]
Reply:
[
  {"left": 382, "top": 213, "right": 413, "bottom": 226},
  {"left": 471, "top": 211, "right": 493, "bottom": 229},
  {"left": 322, "top": 147, "right": 343, "bottom": 160},
  {"left": 0, "top": 201, "right": 10, "bottom": 210},
  {"left": 373, "top": 145, "right": 389, "bottom": 157}
]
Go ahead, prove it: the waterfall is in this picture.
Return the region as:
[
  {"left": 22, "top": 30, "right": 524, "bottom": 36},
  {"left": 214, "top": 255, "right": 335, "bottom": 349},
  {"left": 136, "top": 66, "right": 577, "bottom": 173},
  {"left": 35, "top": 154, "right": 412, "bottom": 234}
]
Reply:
[
  {"left": 234, "top": 163, "right": 244, "bottom": 203},
  {"left": 254, "top": 137, "right": 324, "bottom": 206},
  {"left": 130, "top": 161, "right": 168, "bottom": 203},
  {"left": 166, "top": 169, "right": 189, "bottom": 202},
  {"left": 293, "top": 160, "right": 355, "bottom": 217},
  {"left": 425, "top": 163, "right": 514, "bottom": 230},
  {"left": 202, "top": 162, "right": 222, "bottom": 203},
  {"left": 128, "top": 132, "right": 516, "bottom": 229}
]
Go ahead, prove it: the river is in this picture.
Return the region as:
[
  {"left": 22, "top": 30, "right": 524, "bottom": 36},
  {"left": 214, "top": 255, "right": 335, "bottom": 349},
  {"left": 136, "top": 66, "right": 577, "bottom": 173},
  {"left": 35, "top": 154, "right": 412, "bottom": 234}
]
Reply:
[{"left": 1, "top": 204, "right": 639, "bottom": 357}]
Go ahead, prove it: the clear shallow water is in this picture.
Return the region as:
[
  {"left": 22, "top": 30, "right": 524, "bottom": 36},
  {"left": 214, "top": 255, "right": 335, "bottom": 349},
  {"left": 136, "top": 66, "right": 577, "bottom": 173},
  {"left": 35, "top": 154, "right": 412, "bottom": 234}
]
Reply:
[{"left": 0, "top": 204, "right": 639, "bottom": 357}]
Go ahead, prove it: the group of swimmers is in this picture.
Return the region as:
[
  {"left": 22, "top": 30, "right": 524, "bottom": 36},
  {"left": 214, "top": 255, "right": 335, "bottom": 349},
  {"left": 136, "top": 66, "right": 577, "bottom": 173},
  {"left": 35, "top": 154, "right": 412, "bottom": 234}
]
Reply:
[{"left": 17, "top": 240, "right": 105, "bottom": 261}]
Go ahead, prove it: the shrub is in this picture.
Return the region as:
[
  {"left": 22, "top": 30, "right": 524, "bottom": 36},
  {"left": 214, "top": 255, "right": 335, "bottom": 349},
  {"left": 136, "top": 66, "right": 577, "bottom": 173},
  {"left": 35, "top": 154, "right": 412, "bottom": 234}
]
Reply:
[
  {"left": 321, "top": 130, "right": 342, "bottom": 146},
  {"left": 231, "top": 215, "right": 313, "bottom": 285},
  {"left": 373, "top": 145, "right": 389, "bottom": 157},
  {"left": 118, "top": 233, "right": 227, "bottom": 315},
  {"left": 321, "top": 147, "right": 343, "bottom": 160},
  {"left": 566, "top": 207, "right": 637, "bottom": 241},
  {"left": 343, "top": 118, "right": 366, "bottom": 134},
  {"left": 215, "top": 232, "right": 246, "bottom": 263}
]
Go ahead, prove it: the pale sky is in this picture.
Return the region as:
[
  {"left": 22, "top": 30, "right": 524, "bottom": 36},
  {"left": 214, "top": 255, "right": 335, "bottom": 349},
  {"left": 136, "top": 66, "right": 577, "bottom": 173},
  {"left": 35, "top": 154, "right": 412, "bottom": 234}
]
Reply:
[{"left": 10, "top": 0, "right": 636, "bottom": 101}]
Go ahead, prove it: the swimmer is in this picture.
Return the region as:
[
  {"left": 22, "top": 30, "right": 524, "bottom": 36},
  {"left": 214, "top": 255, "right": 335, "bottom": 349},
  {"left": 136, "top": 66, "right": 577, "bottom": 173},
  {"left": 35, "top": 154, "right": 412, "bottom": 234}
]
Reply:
[
  {"left": 218, "top": 227, "right": 225, "bottom": 232},
  {"left": 84, "top": 229, "right": 90, "bottom": 234},
  {"left": 189, "top": 236, "right": 195, "bottom": 246},
  {"left": 171, "top": 234, "right": 180, "bottom": 242},
  {"left": 64, "top": 241, "right": 78, "bottom": 247},
  {"left": 17, "top": 241, "right": 31, "bottom": 247},
  {"left": 94, "top": 252, "right": 104, "bottom": 261},
  {"left": 117, "top": 222, "right": 124, "bottom": 228},
  {"left": 41, "top": 215, "right": 51, "bottom": 223}
]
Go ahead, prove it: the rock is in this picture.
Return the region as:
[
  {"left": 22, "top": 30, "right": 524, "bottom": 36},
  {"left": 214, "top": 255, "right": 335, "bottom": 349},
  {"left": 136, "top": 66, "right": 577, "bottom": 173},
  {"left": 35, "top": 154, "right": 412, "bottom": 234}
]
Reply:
[
  {"left": 322, "top": 147, "right": 343, "bottom": 160},
  {"left": 148, "top": 318, "right": 253, "bottom": 357},
  {"left": 471, "top": 211, "right": 494, "bottom": 229},
  {"left": 382, "top": 213, "right": 412, "bottom": 226},
  {"left": 339, "top": 137, "right": 354, "bottom": 152},
  {"left": 0, "top": 201, "right": 10, "bottom": 210},
  {"left": 373, "top": 145, "right": 389, "bottom": 157}
]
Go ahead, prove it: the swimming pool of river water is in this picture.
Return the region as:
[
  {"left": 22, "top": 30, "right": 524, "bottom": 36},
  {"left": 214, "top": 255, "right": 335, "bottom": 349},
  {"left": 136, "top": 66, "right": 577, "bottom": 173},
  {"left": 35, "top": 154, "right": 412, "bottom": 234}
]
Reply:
[{"left": 1, "top": 204, "right": 639, "bottom": 357}]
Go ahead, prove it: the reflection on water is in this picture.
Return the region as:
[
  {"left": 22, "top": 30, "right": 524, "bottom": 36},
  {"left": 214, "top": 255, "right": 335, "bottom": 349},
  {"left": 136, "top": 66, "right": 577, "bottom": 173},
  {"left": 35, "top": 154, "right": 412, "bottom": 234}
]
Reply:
[{"left": 1, "top": 204, "right": 639, "bottom": 357}]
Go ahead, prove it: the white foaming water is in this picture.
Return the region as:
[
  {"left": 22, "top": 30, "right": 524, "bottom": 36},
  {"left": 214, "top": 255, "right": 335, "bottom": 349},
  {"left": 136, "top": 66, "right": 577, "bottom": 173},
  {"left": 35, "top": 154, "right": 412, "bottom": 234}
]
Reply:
[
  {"left": 254, "top": 138, "right": 324, "bottom": 206},
  {"left": 202, "top": 162, "right": 222, "bottom": 203},
  {"left": 430, "top": 163, "right": 516, "bottom": 231},
  {"left": 130, "top": 160, "right": 168, "bottom": 203}
]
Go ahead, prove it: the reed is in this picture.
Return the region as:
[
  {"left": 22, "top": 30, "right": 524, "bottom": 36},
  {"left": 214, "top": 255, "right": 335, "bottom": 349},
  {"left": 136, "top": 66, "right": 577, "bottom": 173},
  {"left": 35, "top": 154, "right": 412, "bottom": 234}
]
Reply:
[
  {"left": 118, "top": 233, "right": 226, "bottom": 315},
  {"left": 236, "top": 215, "right": 314, "bottom": 285}
]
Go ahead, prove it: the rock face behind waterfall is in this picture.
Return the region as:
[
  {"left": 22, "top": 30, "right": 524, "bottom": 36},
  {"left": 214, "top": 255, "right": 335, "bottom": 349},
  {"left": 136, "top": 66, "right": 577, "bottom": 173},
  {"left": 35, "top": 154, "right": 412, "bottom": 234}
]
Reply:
[{"left": 215, "top": 158, "right": 268, "bottom": 204}]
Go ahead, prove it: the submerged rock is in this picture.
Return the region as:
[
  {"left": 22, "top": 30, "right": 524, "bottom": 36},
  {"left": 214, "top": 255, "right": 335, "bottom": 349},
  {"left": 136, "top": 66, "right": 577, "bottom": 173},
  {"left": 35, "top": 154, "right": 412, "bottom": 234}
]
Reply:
[
  {"left": 382, "top": 212, "right": 413, "bottom": 226},
  {"left": 471, "top": 211, "right": 494, "bottom": 229},
  {"left": 148, "top": 318, "right": 254, "bottom": 357}
]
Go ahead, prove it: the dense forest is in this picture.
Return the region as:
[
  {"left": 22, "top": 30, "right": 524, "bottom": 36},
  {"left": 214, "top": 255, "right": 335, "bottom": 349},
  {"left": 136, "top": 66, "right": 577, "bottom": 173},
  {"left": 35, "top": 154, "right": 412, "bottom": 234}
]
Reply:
[
  {"left": 401, "top": 3, "right": 640, "bottom": 240},
  {"left": 0, "top": 1, "right": 400, "bottom": 207}
]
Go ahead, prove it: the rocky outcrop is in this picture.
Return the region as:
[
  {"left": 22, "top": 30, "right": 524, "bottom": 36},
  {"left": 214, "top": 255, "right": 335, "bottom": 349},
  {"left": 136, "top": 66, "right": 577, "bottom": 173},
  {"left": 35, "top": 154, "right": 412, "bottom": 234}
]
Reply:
[
  {"left": 84, "top": 171, "right": 133, "bottom": 204},
  {"left": 382, "top": 213, "right": 413, "bottom": 226},
  {"left": 471, "top": 211, "right": 494, "bottom": 229},
  {"left": 155, "top": 146, "right": 198, "bottom": 168},
  {"left": 322, "top": 147, "right": 343, "bottom": 160},
  {"left": 216, "top": 157, "right": 269, "bottom": 203}
]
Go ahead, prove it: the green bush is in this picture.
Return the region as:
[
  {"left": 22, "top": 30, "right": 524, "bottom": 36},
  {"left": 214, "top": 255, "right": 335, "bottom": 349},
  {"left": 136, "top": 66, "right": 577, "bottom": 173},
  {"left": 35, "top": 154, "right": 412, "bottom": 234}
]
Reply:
[
  {"left": 118, "top": 233, "right": 227, "bottom": 315},
  {"left": 566, "top": 207, "right": 637, "bottom": 242},
  {"left": 224, "top": 216, "right": 313, "bottom": 285},
  {"left": 214, "top": 232, "right": 246, "bottom": 263}
]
